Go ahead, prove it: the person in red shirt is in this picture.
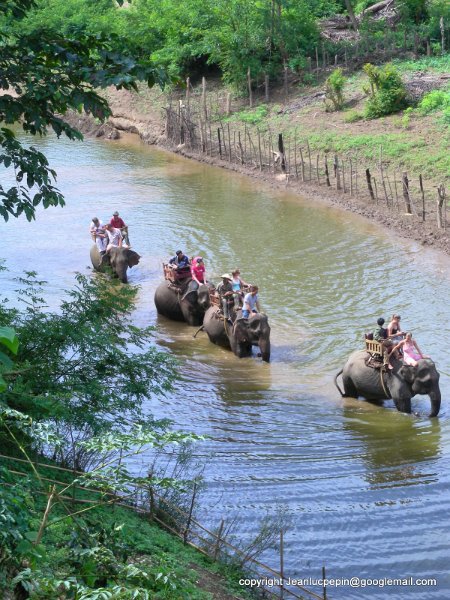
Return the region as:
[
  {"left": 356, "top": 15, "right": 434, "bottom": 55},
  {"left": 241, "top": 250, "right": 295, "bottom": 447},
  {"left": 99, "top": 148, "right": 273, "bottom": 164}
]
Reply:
[
  {"left": 191, "top": 257, "right": 206, "bottom": 288},
  {"left": 110, "top": 211, "right": 130, "bottom": 246}
]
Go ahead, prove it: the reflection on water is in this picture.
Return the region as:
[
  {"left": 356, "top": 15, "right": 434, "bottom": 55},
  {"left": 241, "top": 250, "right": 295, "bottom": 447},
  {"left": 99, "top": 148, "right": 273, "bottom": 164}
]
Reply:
[
  {"left": 342, "top": 408, "right": 442, "bottom": 488},
  {"left": 1, "top": 133, "right": 450, "bottom": 598}
]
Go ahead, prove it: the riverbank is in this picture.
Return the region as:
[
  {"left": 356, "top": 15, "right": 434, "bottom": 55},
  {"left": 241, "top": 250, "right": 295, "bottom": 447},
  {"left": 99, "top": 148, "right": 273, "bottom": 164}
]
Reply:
[{"left": 65, "top": 57, "right": 450, "bottom": 255}]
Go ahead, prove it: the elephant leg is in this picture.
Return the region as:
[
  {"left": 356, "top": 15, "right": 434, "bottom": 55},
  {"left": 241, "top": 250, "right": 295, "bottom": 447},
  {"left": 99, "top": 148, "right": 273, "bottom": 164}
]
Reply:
[
  {"left": 342, "top": 375, "right": 358, "bottom": 398},
  {"left": 393, "top": 396, "right": 412, "bottom": 414}
]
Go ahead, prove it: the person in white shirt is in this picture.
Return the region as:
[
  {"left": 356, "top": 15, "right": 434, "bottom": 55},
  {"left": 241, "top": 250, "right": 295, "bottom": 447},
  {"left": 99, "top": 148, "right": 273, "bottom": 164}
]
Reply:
[
  {"left": 89, "top": 217, "right": 107, "bottom": 253},
  {"left": 104, "top": 223, "right": 124, "bottom": 251}
]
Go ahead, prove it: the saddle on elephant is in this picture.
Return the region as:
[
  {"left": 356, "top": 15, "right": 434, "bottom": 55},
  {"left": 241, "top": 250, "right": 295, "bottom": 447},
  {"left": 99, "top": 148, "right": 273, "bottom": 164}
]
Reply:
[
  {"left": 364, "top": 333, "right": 385, "bottom": 370},
  {"left": 163, "top": 263, "right": 191, "bottom": 282}
]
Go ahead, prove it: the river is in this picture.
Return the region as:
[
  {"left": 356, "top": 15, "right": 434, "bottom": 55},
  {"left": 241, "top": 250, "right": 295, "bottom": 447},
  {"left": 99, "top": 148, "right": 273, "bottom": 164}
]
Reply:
[{"left": 1, "top": 132, "right": 450, "bottom": 599}]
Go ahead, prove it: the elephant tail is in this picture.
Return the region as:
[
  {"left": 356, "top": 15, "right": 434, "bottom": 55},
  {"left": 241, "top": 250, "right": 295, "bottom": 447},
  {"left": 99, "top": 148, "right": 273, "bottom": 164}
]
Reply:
[
  {"left": 334, "top": 369, "right": 345, "bottom": 397},
  {"left": 193, "top": 325, "right": 204, "bottom": 338}
]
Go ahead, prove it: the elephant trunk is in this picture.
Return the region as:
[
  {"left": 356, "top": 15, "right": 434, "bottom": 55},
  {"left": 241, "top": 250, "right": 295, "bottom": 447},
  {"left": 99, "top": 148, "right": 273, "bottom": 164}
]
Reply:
[
  {"left": 259, "top": 338, "right": 270, "bottom": 362},
  {"left": 116, "top": 266, "right": 128, "bottom": 283},
  {"left": 428, "top": 389, "right": 441, "bottom": 418}
]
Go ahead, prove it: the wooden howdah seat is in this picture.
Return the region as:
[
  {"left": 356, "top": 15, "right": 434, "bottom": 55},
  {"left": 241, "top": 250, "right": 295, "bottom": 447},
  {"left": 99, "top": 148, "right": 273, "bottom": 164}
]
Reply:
[
  {"left": 163, "top": 263, "right": 191, "bottom": 283},
  {"left": 364, "top": 332, "right": 384, "bottom": 368}
]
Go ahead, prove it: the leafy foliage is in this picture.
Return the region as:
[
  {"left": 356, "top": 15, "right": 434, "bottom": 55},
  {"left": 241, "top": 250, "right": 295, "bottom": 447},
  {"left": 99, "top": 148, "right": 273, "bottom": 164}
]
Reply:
[
  {"left": 0, "top": 272, "right": 179, "bottom": 462},
  {"left": 0, "top": 0, "right": 165, "bottom": 221},
  {"left": 325, "top": 67, "right": 346, "bottom": 111},
  {"left": 417, "top": 89, "right": 450, "bottom": 114},
  {"left": 363, "top": 63, "right": 409, "bottom": 118}
]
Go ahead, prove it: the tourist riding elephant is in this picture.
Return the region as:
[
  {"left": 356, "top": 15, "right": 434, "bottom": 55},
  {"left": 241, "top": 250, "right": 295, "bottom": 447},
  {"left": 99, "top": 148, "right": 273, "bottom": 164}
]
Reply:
[
  {"left": 90, "top": 245, "right": 141, "bottom": 284},
  {"left": 334, "top": 350, "right": 441, "bottom": 417},
  {"left": 154, "top": 279, "right": 211, "bottom": 326},
  {"left": 202, "top": 307, "right": 271, "bottom": 362}
]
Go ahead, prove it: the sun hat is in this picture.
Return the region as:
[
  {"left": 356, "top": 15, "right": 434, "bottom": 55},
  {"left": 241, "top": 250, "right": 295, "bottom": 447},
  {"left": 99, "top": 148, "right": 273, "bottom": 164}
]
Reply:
[{"left": 221, "top": 273, "right": 232, "bottom": 280}]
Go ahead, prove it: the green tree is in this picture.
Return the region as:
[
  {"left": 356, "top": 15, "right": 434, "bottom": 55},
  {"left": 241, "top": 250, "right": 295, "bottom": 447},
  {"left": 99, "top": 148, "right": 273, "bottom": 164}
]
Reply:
[{"left": 0, "top": 0, "right": 165, "bottom": 222}]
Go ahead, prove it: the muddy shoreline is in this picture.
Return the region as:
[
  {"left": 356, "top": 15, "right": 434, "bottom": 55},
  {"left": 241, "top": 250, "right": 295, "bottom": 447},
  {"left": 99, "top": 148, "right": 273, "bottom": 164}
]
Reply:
[{"left": 64, "top": 105, "right": 450, "bottom": 256}]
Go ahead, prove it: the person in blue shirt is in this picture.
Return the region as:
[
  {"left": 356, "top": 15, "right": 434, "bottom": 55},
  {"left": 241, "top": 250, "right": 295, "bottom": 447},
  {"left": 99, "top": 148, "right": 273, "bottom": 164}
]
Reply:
[
  {"left": 242, "top": 285, "right": 261, "bottom": 318},
  {"left": 169, "top": 250, "right": 190, "bottom": 270}
]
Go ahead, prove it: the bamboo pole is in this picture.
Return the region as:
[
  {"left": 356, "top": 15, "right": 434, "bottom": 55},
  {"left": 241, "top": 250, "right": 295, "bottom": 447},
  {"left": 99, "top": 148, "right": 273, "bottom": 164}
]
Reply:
[
  {"left": 183, "top": 482, "right": 197, "bottom": 544},
  {"left": 307, "top": 140, "right": 312, "bottom": 181},
  {"left": 402, "top": 172, "right": 412, "bottom": 214},
  {"left": 247, "top": 67, "right": 253, "bottom": 108},
  {"left": 419, "top": 174, "right": 425, "bottom": 221},
  {"left": 325, "top": 155, "right": 331, "bottom": 186},
  {"left": 258, "top": 130, "right": 263, "bottom": 171}
]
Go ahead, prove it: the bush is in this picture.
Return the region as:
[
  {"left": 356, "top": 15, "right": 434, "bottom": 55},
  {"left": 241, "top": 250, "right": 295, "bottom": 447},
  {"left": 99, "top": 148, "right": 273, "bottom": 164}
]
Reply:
[
  {"left": 418, "top": 89, "right": 450, "bottom": 114},
  {"left": 325, "top": 68, "right": 346, "bottom": 111},
  {"left": 363, "top": 63, "right": 409, "bottom": 119},
  {"left": 344, "top": 110, "right": 363, "bottom": 123},
  {"left": 234, "top": 105, "right": 268, "bottom": 125}
]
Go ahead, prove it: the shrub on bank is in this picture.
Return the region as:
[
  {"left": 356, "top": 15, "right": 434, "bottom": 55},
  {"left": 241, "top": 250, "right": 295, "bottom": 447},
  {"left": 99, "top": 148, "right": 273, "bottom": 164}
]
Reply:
[{"left": 363, "top": 63, "right": 409, "bottom": 119}]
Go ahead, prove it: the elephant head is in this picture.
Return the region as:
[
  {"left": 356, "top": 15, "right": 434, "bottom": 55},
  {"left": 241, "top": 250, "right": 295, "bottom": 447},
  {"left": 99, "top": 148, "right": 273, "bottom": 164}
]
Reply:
[
  {"left": 109, "top": 247, "right": 141, "bottom": 283},
  {"left": 398, "top": 359, "right": 441, "bottom": 417},
  {"left": 179, "top": 281, "right": 211, "bottom": 325},
  {"left": 230, "top": 313, "right": 271, "bottom": 362}
]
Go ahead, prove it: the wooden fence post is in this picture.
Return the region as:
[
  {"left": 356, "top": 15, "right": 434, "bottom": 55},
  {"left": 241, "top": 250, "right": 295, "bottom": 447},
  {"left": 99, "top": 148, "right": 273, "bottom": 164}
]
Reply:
[
  {"left": 202, "top": 77, "right": 207, "bottom": 121},
  {"left": 334, "top": 155, "right": 341, "bottom": 190},
  {"left": 440, "top": 17, "right": 445, "bottom": 55},
  {"left": 213, "top": 519, "right": 225, "bottom": 561},
  {"left": 283, "top": 62, "right": 288, "bottom": 104},
  {"left": 217, "top": 128, "right": 222, "bottom": 158},
  {"left": 402, "top": 172, "right": 412, "bottom": 214},
  {"left": 247, "top": 67, "right": 253, "bottom": 108},
  {"left": 306, "top": 140, "right": 312, "bottom": 181},
  {"left": 419, "top": 175, "right": 425, "bottom": 221},
  {"left": 437, "top": 184, "right": 446, "bottom": 228},
  {"left": 278, "top": 133, "right": 286, "bottom": 173},
  {"left": 183, "top": 482, "right": 197, "bottom": 544},
  {"left": 324, "top": 155, "right": 331, "bottom": 186},
  {"left": 257, "top": 130, "right": 263, "bottom": 171},
  {"left": 366, "top": 168, "right": 375, "bottom": 201}
]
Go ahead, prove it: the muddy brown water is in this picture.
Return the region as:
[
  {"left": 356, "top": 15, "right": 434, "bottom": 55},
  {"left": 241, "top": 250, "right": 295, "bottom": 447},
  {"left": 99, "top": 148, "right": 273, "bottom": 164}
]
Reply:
[{"left": 1, "top": 133, "right": 450, "bottom": 599}]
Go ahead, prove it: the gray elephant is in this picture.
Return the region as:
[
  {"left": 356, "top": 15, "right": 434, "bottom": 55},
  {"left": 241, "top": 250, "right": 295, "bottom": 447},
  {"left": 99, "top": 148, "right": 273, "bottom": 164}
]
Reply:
[
  {"left": 90, "top": 245, "right": 141, "bottom": 283},
  {"left": 334, "top": 350, "right": 441, "bottom": 417},
  {"left": 202, "top": 307, "right": 271, "bottom": 362},
  {"left": 154, "top": 279, "right": 211, "bottom": 326}
]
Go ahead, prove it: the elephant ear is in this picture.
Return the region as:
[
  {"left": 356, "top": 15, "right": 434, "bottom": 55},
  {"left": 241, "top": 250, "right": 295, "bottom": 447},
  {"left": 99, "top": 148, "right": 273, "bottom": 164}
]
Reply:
[
  {"left": 399, "top": 364, "right": 416, "bottom": 383},
  {"left": 127, "top": 250, "right": 141, "bottom": 268},
  {"left": 233, "top": 320, "right": 248, "bottom": 343}
]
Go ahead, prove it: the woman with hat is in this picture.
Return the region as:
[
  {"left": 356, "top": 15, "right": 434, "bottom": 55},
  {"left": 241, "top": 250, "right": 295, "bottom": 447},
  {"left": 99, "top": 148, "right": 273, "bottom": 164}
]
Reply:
[{"left": 231, "top": 268, "right": 249, "bottom": 309}]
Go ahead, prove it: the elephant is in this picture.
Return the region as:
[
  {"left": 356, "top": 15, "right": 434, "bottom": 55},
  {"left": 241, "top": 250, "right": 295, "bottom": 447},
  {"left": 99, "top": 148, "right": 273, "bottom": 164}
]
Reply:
[
  {"left": 154, "top": 279, "right": 212, "bottom": 326},
  {"left": 90, "top": 245, "right": 141, "bottom": 283},
  {"left": 334, "top": 350, "right": 441, "bottom": 417},
  {"left": 202, "top": 307, "right": 271, "bottom": 362}
]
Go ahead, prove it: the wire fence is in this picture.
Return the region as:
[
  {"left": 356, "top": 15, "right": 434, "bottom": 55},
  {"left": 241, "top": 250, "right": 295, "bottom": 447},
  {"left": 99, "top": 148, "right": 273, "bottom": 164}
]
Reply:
[{"left": 0, "top": 452, "right": 327, "bottom": 600}]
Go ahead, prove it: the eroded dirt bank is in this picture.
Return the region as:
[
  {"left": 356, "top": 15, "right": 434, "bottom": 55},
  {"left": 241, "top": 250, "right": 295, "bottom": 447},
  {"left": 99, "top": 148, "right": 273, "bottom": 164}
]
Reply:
[{"left": 64, "top": 87, "right": 450, "bottom": 256}]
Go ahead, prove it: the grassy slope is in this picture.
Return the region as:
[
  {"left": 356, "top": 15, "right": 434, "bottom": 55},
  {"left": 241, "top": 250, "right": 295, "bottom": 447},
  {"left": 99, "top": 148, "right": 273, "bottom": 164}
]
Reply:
[
  {"left": 0, "top": 458, "right": 248, "bottom": 600},
  {"left": 223, "top": 56, "right": 450, "bottom": 182}
]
